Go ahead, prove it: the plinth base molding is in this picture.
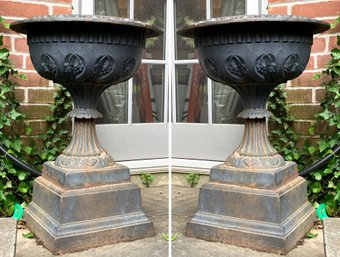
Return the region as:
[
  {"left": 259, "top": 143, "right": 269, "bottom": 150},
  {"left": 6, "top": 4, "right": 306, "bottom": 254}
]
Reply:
[
  {"left": 24, "top": 174, "right": 153, "bottom": 254},
  {"left": 186, "top": 165, "right": 316, "bottom": 254}
]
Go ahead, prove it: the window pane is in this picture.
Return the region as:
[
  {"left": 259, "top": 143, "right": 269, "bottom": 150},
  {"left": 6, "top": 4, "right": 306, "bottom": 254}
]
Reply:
[
  {"left": 175, "top": 0, "right": 205, "bottom": 60},
  {"left": 212, "top": 82, "right": 243, "bottom": 124},
  {"left": 176, "top": 64, "right": 208, "bottom": 123},
  {"left": 211, "top": 0, "right": 245, "bottom": 17},
  {"left": 95, "top": 0, "right": 128, "bottom": 17},
  {"left": 96, "top": 82, "right": 128, "bottom": 124},
  {"left": 135, "top": 0, "right": 165, "bottom": 60},
  {"left": 132, "top": 64, "right": 165, "bottom": 123}
]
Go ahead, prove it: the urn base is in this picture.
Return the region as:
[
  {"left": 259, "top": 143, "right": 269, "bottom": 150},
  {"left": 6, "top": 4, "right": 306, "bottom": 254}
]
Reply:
[
  {"left": 24, "top": 165, "right": 154, "bottom": 254},
  {"left": 186, "top": 163, "right": 316, "bottom": 254}
]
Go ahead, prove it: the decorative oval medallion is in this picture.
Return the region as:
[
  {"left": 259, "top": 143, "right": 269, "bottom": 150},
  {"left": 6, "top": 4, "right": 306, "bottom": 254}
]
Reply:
[
  {"left": 224, "top": 55, "right": 248, "bottom": 82},
  {"left": 64, "top": 54, "right": 85, "bottom": 80},
  {"left": 283, "top": 54, "right": 301, "bottom": 79},
  {"left": 205, "top": 57, "right": 218, "bottom": 77},
  {"left": 121, "top": 57, "right": 136, "bottom": 77},
  {"left": 255, "top": 54, "right": 276, "bottom": 80},
  {"left": 39, "top": 54, "right": 57, "bottom": 79},
  {"left": 92, "top": 55, "right": 115, "bottom": 82}
]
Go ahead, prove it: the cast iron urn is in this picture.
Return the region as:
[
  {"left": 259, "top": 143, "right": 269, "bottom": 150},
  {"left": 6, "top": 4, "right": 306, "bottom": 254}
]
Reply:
[
  {"left": 10, "top": 15, "right": 162, "bottom": 254},
  {"left": 178, "top": 15, "right": 329, "bottom": 254}
]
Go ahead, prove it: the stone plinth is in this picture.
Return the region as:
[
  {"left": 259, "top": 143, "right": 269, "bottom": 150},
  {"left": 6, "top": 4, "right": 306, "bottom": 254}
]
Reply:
[
  {"left": 323, "top": 218, "right": 340, "bottom": 257},
  {"left": 186, "top": 162, "right": 316, "bottom": 254},
  {"left": 24, "top": 162, "right": 153, "bottom": 254},
  {"left": 0, "top": 218, "right": 17, "bottom": 257}
]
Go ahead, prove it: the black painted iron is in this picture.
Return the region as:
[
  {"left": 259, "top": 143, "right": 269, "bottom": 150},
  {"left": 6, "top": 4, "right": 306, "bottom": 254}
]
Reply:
[
  {"left": 10, "top": 15, "right": 162, "bottom": 254},
  {"left": 178, "top": 15, "right": 329, "bottom": 254}
]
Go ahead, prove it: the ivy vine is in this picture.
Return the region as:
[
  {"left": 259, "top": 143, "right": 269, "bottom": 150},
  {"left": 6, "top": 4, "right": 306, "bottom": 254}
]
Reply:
[
  {"left": 0, "top": 16, "right": 72, "bottom": 216},
  {"left": 268, "top": 17, "right": 340, "bottom": 216},
  {"left": 0, "top": 18, "right": 34, "bottom": 216}
]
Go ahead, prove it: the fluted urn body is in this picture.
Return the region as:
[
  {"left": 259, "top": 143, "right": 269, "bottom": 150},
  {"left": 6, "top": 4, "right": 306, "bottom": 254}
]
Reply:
[
  {"left": 11, "top": 15, "right": 161, "bottom": 170},
  {"left": 178, "top": 15, "right": 329, "bottom": 254},
  {"left": 10, "top": 15, "right": 162, "bottom": 254},
  {"left": 179, "top": 15, "right": 329, "bottom": 169}
]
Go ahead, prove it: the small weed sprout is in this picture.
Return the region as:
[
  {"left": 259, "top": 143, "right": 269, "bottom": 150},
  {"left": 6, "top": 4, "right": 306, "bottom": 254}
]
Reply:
[
  {"left": 140, "top": 172, "right": 155, "bottom": 187},
  {"left": 185, "top": 172, "right": 200, "bottom": 187}
]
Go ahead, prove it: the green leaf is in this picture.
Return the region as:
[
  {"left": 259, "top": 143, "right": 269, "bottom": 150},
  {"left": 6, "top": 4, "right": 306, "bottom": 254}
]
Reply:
[
  {"left": 24, "top": 146, "right": 33, "bottom": 154},
  {"left": 311, "top": 182, "right": 321, "bottom": 193},
  {"left": 5, "top": 180, "right": 12, "bottom": 189},
  {"left": 312, "top": 73, "right": 321, "bottom": 80},
  {"left": 0, "top": 48, "right": 9, "bottom": 60},
  {"left": 22, "top": 232, "right": 34, "bottom": 238},
  {"left": 25, "top": 127, "right": 32, "bottom": 135},
  {"left": 306, "top": 232, "right": 318, "bottom": 239},
  {"left": 19, "top": 182, "right": 29, "bottom": 193},
  {"left": 328, "top": 180, "right": 336, "bottom": 189},
  {"left": 8, "top": 109, "right": 22, "bottom": 120},
  {"left": 331, "top": 48, "right": 340, "bottom": 60},
  {"left": 308, "top": 146, "right": 316, "bottom": 154},
  {"left": 18, "top": 172, "right": 27, "bottom": 181},
  {"left": 318, "top": 109, "right": 332, "bottom": 120},
  {"left": 13, "top": 139, "right": 22, "bottom": 152},
  {"left": 313, "top": 172, "right": 322, "bottom": 181}
]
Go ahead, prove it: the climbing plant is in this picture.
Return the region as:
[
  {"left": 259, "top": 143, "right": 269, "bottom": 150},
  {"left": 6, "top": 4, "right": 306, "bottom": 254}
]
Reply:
[
  {"left": 36, "top": 84, "right": 72, "bottom": 167},
  {"left": 268, "top": 17, "right": 340, "bottom": 216},
  {"left": 0, "top": 17, "right": 72, "bottom": 216},
  {"left": 306, "top": 19, "right": 340, "bottom": 216},
  {"left": 0, "top": 17, "right": 34, "bottom": 216}
]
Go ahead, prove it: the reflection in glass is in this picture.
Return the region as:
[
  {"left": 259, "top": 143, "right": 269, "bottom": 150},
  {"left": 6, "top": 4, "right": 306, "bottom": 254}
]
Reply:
[
  {"left": 176, "top": 64, "right": 208, "bottom": 123},
  {"left": 95, "top": 0, "right": 128, "bottom": 17},
  {"left": 132, "top": 64, "right": 164, "bottom": 123},
  {"left": 211, "top": 0, "right": 245, "bottom": 17},
  {"left": 96, "top": 82, "right": 128, "bottom": 124},
  {"left": 175, "top": 0, "right": 205, "bottom": 60},
  {"left": 135, "top": 0, "right": 165, "bottom": 60},
  {"left": 212, "top": 82, "right": 244, "bottom": 124}
]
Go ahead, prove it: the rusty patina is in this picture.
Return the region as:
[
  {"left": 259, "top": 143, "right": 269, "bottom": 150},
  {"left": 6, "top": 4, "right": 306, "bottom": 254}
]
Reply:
[
  {"left": 178, "top": 15, "right": 329, "bottom": 254},
  {"left": 10, "top": 15, "right": 162, "bottom": 254}
]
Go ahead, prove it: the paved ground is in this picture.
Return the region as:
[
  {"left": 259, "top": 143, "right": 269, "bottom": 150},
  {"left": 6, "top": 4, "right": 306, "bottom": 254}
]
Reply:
[{"left": 15, "top": 185, "right": 324, "bottom": 257}]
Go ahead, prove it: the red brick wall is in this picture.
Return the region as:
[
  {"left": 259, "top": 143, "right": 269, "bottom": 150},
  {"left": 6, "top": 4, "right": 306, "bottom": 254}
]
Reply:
[
  {"left": 0, "top": 0, "right": 72, "bottom": 140},
  {"left": 268, "top": 0, "right": 340, "bottom": 139}
]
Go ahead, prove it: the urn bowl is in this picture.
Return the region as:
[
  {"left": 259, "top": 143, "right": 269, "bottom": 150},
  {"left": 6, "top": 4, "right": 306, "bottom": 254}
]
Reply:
[
  {"left": 10, "top": 15, "right": 162, "bottom": 85},
  {"left": 178, "top": 15, "right": 329, "bottom": 86}
]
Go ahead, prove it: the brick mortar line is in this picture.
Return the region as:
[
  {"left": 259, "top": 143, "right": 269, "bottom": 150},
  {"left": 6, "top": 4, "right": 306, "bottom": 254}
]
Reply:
[
  {"left": 9, "top": 52, "right": 30, "bottom": 57},
  {"left": 290, "top": 103, "right": 322, "bottom": 106},
  {"left": 19, "top": 103, "right": 50, "bottom": 106},
  {"left": 294, "top": 119, "right": 319, "bottom": 122},
  {"left": 287, "top": 86, "right": 326, "bottom": 90},
  {"left": 312, "top": 88, "right": 316, "bottom": 103},
  {"left": 17, "top": 86, "right": 54, "bottom": 90},
  {"left": 24, "top": 88, "right": 28, "bottom": 103},
  {"left": 4, "top": 0, "right": 71, "bottom": 8},
  {"left": 302, "top": 69, "right": 324, "bottom": 73},
  {"left": 268, "top": 0, "right": 337, "bottom": 7},
  {"left": 314, "top": 33, "right": 339, "bottom": 40}
]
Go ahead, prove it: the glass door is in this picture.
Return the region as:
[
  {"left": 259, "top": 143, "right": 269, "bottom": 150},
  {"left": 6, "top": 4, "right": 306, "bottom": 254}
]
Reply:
[
  {"left": 75, "top": 0, "right": 266, "bottom": 169},
  {"left": 76, "top": 0, "right": 169, "bottom": 168},
  {"left": 172, "top": 0, "right": 266, "bottom": 168}
]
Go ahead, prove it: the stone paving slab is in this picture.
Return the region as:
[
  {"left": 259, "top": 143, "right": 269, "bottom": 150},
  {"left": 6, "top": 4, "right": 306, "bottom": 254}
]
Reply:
[
  {"left": 0, "top": 218, "right": 17, "bottom": 257},
  {"left": 323, "top": 218, "right": 340, "bottom": 257},
  {"left": 15, "top": 185, "right": 325, "bottom": 257}
]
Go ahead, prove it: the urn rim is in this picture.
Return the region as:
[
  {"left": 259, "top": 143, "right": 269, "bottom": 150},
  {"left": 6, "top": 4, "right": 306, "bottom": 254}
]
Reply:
[
  {"left": 177, "top": 14, "right": 330, "bottom": 38},
  {"left": 10, "top": 14, "right": 163, "bottom": 38}
]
